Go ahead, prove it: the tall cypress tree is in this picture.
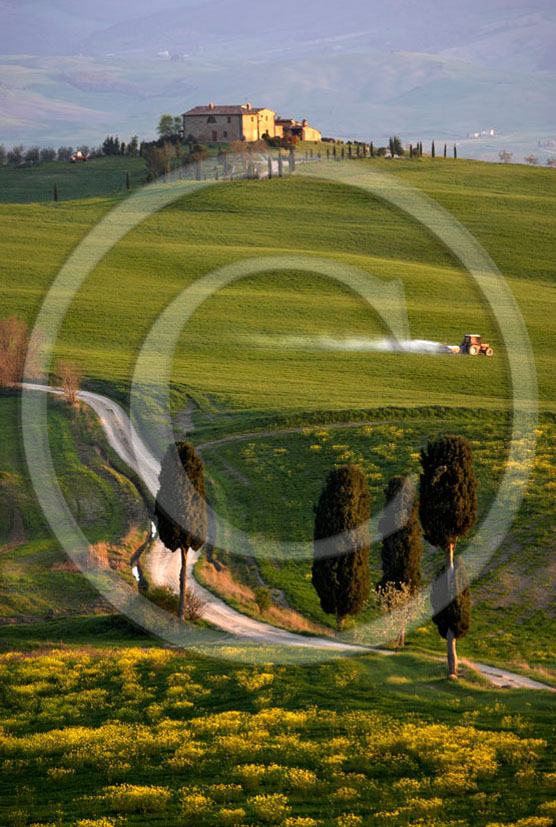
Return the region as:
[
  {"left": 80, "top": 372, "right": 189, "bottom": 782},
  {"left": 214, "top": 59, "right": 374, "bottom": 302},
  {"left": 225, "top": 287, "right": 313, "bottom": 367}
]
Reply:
[
  {"left": 444, "top": 143, "right": 447, "bottom": 158},
  {"left": 378, "top": 476, "right": 422, "bottom": 647},
  {"left": 370, "top": 141, "right": 375, "bottom": 158},
  {"left": 419, "top": 434, "right": 477, "bottom": 676},
  {"left": 454, "top": 144, "right": 458, "bottom": 159},
  {"left": 154, "top": 441, "right": 207, "bottom": 620},
  {"left": 431, "top": 556, "right": 471, "bottom": 676},
  {"left": 312, "top": 465, "right": 371, "bottom": 633},
  {"left": 432, "top": 140, "right": 436, "bottom": 158}
]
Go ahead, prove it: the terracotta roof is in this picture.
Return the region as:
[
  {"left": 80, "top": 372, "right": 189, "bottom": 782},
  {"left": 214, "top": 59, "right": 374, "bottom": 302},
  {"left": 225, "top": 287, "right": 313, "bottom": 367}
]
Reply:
[{"left": 183, "top": 105, "right": 274, "bottom": 116}]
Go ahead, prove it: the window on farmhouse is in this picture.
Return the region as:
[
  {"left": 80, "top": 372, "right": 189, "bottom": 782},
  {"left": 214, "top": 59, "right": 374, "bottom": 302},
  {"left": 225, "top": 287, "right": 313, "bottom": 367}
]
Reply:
[{"left": 207, "top": 115, "right": 216, "bottom": 123}]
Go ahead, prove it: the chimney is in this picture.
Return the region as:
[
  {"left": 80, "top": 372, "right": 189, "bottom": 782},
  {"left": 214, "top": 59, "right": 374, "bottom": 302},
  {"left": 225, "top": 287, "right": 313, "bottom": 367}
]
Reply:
[
  {"left": 246, "top": 102, "right": 252, "bottom": 110},
  {"left": 209, "top": 102, "right": 215, "bottom": 109}
]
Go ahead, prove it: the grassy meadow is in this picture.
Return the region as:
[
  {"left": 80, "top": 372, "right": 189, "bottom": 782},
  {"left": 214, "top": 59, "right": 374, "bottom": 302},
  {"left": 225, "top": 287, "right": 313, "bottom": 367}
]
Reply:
[
  {"left": 0, "top": 158, "right": 555, "bottom": 418},
  {"left": 0, "top": 645, "right": 555, "bottom": 827},
  {"left": 0, "top": 156, "right": 555, "bottom": 825},
  {"left": 0, "top": 392, "right": 149, "bottom": 621},
  {"left": 0, "top": 157, "right": 147, "bottom": 204}
]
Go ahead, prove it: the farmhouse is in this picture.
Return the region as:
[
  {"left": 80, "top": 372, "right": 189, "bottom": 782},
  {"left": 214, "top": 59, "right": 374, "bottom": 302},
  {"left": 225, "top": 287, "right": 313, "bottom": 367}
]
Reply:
[
  {"left": 182, "top": 102, "right": 321, "bottom": 143},
  {"left": 275, "top": 118, "right": 322, "bottom": 142}
]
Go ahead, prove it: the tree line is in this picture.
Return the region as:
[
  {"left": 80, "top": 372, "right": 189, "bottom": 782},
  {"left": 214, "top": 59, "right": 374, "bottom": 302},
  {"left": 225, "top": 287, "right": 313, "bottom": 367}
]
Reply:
[
  {"left": 0, "top": 136, "right": 140, "bottom": 167},
  {"left": 155, "top": 432, "right": 477, "bottom": 678}
]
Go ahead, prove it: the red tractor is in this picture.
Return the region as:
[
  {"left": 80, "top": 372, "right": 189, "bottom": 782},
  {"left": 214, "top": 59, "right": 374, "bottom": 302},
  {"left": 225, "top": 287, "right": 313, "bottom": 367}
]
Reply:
[{"left": 459, "top": 334, "right": 493, "bottom": 356}]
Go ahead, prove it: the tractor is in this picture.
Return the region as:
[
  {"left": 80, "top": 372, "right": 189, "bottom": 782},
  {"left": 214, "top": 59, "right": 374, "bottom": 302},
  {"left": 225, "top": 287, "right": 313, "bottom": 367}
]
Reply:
[
  {"left": 71, "top": 150, "right": 88, "bottom": 163},
  {"left": 459, "top": 334, "right": 493, "bottom": 356}
]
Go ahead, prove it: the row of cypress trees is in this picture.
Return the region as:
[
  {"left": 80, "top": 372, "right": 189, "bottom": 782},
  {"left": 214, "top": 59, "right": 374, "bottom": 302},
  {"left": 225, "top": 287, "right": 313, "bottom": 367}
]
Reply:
[
  {"left": 312, "top": 434, "right": 476, "bottom": 677},
  {"left": 153, "top": 433, "right": 476, "bottom": 678}
]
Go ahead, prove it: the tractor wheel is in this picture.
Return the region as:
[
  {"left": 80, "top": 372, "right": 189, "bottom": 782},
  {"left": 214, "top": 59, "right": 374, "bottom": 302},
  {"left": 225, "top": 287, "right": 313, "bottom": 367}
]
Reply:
[
  {"left": 468, "top": 345, "right": 479, "bottom": 355},
  {"left": 485, "top": 347, "right": 494, "bottom": 357}
]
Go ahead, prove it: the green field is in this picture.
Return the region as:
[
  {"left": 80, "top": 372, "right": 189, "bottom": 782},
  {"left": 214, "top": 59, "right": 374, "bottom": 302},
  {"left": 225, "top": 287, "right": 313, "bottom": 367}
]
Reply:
[
  {"left": 1, "top": 156, "right": 555, "bottom": 825},
  {"left": 1, "top": 158, "right": 554, "bottom": 420},
  {"left": 0, "top": 644, "right": 555, "bottom": 827},
  {"left": 0, "top": 156, "right": 147, "bottom": 203},
  {"left": 0, "top": 392, "right": 149, "bottom": 621}
]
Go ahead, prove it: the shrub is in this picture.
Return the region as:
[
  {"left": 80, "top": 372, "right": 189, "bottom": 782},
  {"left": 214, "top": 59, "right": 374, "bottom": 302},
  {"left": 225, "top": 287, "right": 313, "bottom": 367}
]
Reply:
[
  {"left": 218, "top": 807, "right": 246, "bottom": 826},
  {"left": 145, "top": 585, "right": 180, "bottom": 614},
  {"left": 254, "top": 586, "right": 271, "bottom": 614},
  {"left": 180, "top": 790, "right": 213, "bottom": 818},
  {"left": 286, "top": 767, "right": 319, "bottom": 790},
  {"left": 248, "top": 793, "right": 291, "bottom": 823},
  {"left": 331, "top": 787, "right": 360, "bottom": 802},
  {"left": 209, "top": 783, "right": 243, "bottom": 802},
  {"left": 102, "top": 783, "right": 170, "bottom": 813},
  {"left": 335, "top": 816, "right": 363, "bottom": 827}
]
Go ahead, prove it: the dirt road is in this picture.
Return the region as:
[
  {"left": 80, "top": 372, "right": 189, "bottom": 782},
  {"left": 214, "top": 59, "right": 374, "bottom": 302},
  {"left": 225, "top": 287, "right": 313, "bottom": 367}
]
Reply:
[{"left": 20, "top": 383, "right": 556, "bottom": 688}]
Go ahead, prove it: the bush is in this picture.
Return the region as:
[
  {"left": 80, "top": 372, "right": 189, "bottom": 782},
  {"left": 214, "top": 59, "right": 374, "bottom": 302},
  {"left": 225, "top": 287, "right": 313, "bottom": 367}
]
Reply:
[
  {"left": 144, "top": 585, "right": 180, "bottom": 615},
  {"left": 102, "top": 784, "right": 170, "bottom": 813},
  {"left": 249, "top": 793, "right": 291, "bottom": 823},
  {"left": 180, "top": 790, "right": 213, "bottom": 818},
  {"left": 218, "top": 807, "right": 246, "bottom": 826},
  {"left": 254, "top": 586, "right": 271, "bottom": 614}
]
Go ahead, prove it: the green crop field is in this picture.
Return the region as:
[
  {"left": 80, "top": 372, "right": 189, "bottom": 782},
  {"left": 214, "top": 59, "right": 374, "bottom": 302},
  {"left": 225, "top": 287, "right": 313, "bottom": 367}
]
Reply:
[
  {"left": 0, "top": 157, "right": 147, "bottom": 204},
  {"left": 1, "top": 158, "right": 554, "bottom": 421},
  {"left": 0, "top": 156, "right": 555, "bottom": 826}
]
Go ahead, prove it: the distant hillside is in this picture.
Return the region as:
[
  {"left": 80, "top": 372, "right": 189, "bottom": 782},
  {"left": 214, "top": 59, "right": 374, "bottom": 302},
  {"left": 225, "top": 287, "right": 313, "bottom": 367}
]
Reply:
[
  {"left": 0, "top": 0, "right": 554, "bottom": 158},
  {"left": 0, "top": 52, "right": 554, "bottom": 161}
]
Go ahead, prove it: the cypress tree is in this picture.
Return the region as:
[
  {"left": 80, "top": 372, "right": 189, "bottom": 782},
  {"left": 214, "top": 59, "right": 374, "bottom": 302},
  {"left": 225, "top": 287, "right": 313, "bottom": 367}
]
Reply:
[
  {"left": 419, "top": 434, "right": 477, "bottom": 676},
  {"left": 370, "top": 141, "right": 375, "bottom": 158},
  {"left": 444, "top": 143, "right": 447, "bottom": 158},
  {"left": 154, "top": 441, "right": 207, "bottom": 620},
  {"left": 312, "top": 465, "right": 371, "bottom": 633},
  {"left": 431, "top": 556, "right": 471, "bottom": 676},
  {"left": 432, "top": 140, "right": 436, "bottom": 158},
  {"left": 53, "top": 182, "right": 58, "bottom": 202},
  {"left": 378, "top": 476, "right": 422, "bottom": 647},
  {"left": 454, "top": 144, "right": 457, "bottom": 159},
  {"left": 267, "top": 156, "right": 272, "bottom": 179}
]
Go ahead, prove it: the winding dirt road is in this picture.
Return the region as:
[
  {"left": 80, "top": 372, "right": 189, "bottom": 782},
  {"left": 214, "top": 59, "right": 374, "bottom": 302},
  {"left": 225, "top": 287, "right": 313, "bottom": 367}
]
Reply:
[{"left": 21, "top": 383, "right": 556, "bottom": 688}]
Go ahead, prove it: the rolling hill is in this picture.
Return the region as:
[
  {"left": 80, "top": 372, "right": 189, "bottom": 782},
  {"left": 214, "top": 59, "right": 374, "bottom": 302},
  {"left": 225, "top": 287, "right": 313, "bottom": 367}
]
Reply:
[{"left": 0, "top": 0, "right": 555, "bottom": 157}]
